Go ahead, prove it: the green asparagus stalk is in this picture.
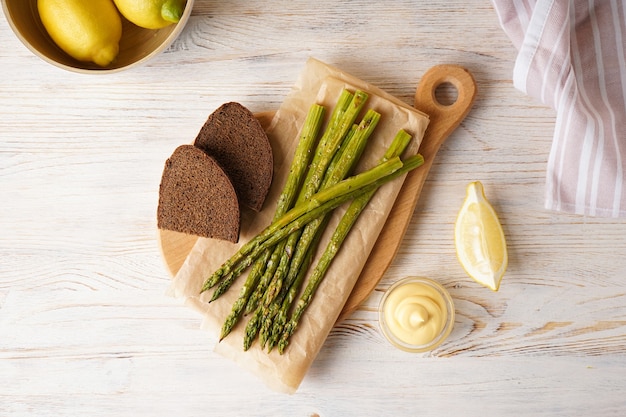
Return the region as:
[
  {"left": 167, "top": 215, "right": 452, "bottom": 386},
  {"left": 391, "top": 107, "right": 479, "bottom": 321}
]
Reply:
[
  {"left": 243, "top": 305, "right": 263, "bottom": 351},
  {"left": 277, "top": 130, "right": 416, "bottom": 354},
  {"left": 275, "top": 104, "right": 327, "bottom": 221},
  {"left": 311, "top": 89, "right": 354, "bottom": 159}
]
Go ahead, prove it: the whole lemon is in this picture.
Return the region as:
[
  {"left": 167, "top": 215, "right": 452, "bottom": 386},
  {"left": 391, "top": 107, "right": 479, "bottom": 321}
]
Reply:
[
  {"left": 38, "top": 0, "right": 123, "bottom": 67},
  {"left": 113, "top": 0, "right": 187, "bottom": 30}
]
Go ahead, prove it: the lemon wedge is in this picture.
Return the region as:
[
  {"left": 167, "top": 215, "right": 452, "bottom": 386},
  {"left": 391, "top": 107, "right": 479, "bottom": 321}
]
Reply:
[{"left": 454, "top": 181, "right": 507, "bottom": 291}]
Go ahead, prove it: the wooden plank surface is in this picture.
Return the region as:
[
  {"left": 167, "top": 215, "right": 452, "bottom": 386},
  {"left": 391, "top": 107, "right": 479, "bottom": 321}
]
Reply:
[{"left": 1, "top": 1, "right": 626, "bottom": 416}]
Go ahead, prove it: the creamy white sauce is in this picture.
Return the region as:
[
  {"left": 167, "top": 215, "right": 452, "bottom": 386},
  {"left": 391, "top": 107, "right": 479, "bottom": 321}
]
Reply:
[{"left": 383, "top": 282, "right": 448, "bottom": 346}]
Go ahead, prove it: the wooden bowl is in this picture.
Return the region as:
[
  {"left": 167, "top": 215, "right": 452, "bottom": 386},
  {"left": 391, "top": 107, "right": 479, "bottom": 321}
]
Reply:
[{"left": 1, "top": 0, "right": 194, "bottom": 73}]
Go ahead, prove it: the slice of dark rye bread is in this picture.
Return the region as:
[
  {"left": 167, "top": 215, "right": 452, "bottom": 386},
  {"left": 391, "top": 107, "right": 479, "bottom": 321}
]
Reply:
[
  {"left": 193, "top": 102, "right": 273, "bottom": 212},
  {"left": 158, "top": 145, "right": 240, "bottom": 243}
]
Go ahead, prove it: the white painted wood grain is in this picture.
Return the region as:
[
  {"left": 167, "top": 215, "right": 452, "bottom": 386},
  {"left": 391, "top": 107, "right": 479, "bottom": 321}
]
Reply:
[{"left": 1, "top": 0, "right": 626, "bottom": 416}]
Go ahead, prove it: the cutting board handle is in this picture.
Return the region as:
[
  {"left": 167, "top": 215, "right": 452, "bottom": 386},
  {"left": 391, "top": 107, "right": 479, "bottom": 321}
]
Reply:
[{"left": 414, "top": 64, "right": 477, "bottom": 160}]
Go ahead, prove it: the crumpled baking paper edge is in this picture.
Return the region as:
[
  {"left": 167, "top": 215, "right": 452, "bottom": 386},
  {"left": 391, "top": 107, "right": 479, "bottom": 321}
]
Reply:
[{"left": 168, "top": 57, "right": 430, "bottom": 394}]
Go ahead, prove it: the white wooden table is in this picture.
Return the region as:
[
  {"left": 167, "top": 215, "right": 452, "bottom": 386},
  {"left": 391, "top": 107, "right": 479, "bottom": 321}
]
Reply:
[{"left": 2, "top": 1, "right": 626, "bottom": 415}]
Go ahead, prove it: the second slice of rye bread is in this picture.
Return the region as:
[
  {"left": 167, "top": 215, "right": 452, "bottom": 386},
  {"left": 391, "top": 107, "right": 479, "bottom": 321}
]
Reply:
[{"left": 194, "top": 102, "right": 273, "bottom": 212}]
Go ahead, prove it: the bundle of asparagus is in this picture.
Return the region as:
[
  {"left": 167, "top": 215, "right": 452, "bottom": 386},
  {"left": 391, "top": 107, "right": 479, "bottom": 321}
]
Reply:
[{"left": 200, "top": 88, "right": 425, "bottom": 354}]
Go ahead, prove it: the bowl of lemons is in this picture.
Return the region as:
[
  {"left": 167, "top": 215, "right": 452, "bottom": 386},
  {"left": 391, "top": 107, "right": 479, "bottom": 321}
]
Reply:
[{"left": 2, "top": 0, "right": 194, "bottom": 73}]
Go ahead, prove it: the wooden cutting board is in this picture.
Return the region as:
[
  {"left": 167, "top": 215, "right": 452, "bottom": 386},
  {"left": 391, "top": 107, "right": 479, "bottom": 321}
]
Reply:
[{"left": 158, "top": 64, "right": 477, "bottom": 321}]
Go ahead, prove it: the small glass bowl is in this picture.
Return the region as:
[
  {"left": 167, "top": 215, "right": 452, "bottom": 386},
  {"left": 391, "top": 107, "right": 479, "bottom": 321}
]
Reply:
[{"left": 379, "top": 276, "right": 455, "bottom": 353}]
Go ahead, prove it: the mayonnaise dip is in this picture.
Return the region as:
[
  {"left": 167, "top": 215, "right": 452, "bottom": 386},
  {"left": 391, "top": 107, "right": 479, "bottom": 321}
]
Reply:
[{"left": 379, "top": 277, "right": 454, "bottom": 352}]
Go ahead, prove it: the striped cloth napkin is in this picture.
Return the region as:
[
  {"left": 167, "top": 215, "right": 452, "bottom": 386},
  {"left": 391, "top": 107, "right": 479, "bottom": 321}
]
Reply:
[{"left": 491, "top": 0, "right": 626, "bottom": 217}]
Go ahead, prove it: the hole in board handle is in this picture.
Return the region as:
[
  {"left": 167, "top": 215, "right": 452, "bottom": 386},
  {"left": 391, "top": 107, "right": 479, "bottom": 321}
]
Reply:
[{"left": 434, "top": 81, "right": 459, "bottom": 106}]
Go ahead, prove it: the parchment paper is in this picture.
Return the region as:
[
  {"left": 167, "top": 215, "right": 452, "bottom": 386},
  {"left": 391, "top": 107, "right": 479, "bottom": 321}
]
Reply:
[{"left": 168, "top": 58, "right": 429, "bottom": 393}]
